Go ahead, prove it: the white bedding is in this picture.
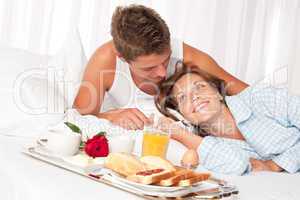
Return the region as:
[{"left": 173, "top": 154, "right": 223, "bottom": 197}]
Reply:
[
  {"left": 1, "top": 131, "right": 299, "bottom": 200},
  {"left": 1, "top": 44, "right": 299, "bottom": 200},
  {"left": 0, "top": 135, "right": 142, "bottom": 200}
]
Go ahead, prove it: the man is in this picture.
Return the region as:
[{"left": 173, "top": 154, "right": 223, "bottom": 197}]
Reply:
[{"left": 73, "top": 5, "right": 248, "bottom": 130}]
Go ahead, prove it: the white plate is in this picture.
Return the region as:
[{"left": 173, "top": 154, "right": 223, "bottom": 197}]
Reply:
[
  {"left": 33, "top": 145, "right": 105, "bottom": 170},
  {"left": 107, "top": 170, "right": 202, "bottom": 192},
  {"left": 34, "top": 144, "right": 64, "bottom": 159},
  {"left": 62, "top": 154, "right": 105, "bottom": 170}
]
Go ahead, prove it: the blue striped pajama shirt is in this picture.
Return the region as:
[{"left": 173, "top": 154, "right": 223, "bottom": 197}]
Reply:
[{"left": 197, "top": 83, "right": 300, "bottom": 175}]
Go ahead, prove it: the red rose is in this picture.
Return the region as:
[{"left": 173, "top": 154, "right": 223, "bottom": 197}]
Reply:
[{"left": 84, "top": 135, "right": 109, "bottom": 158}]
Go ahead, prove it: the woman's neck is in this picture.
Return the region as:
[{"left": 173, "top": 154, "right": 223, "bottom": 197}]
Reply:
[{"left": 201, "top": 104, "right": 245, "bottom": 140}]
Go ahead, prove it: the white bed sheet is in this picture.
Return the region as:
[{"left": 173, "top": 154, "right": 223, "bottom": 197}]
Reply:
[
  {"left": 0, "top": 132, "right": 299, "bottom": 200},
  {"left": 0, "top": 135, "right": 142, "bottom": 200}
]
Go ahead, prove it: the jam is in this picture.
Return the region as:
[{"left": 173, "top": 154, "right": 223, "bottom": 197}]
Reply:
[{"left": 136, "top": 168, "right": 164, "bottom": 176}]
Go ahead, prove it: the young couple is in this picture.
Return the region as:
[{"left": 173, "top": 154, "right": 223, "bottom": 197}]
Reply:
[{"left": 73, "top": 5, "right": 300, "bottom": 175}]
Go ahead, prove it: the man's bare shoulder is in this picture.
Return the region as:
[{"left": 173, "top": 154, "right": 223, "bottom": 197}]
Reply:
[
  {"left": 182, "top": 42, "right": 209, "bottom": 63},
  {"left": 83, "top": 40, "right": 117, "bottom": 90},
  {"left": 182, "top": 42, "right": 221, "bottom": 74},
  {"left": 182, "top": 42, "right": 248, "bottom": 94},
  {"left": 87, "top": 40, "right": 117, "bottom": 72}
]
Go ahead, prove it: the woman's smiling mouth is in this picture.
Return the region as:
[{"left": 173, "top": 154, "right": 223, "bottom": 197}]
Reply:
[{"left": 194, "top": 100, "right": 210, "bottom": 112}]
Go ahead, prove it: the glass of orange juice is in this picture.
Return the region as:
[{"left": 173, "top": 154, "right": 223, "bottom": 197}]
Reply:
[{"left": 142, "top": 126, "right": 170, "bottom": 158}]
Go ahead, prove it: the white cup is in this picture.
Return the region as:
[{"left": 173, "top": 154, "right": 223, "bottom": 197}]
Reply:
[
  {"left": 108, "top": 135, "right": 135, "bottom": 154},
  {"left": 38, "top": 131, "right": 81, "bottom": 156}
]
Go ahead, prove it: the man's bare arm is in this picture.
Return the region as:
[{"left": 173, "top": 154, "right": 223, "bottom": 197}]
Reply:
[
  {"left": 73, "top": 41, "right": 151, "bottom": 130},
  {"left": 183, "top": 43, "right": 248, "bottom": 95},
  {"left": 73, "top": 41, "right": 115, "bottom": 115}
]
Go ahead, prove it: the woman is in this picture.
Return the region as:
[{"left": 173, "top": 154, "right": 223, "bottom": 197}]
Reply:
[{"left": 155, "top": 62, "right": 300, "bottom": 175}]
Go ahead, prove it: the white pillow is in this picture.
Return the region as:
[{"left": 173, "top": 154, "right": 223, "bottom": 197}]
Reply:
[
  {"left": 48, "top": 28, "right": 87, "bottom": 108},
  {"left": 0, "top": 49, "right": 65, "bottom": 135},
  {"left": 50, "top": 28, "right": 116, "bottom": 112},
  {"left": 0, "top": 28, "right": 87, "bottom": 136},
  {"left": 0, "top": 45, "right": 50, "bottom": 131}
]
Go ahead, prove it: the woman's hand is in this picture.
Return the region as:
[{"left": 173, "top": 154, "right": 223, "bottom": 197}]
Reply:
[
  {"left": 156, "top": 116, "right": 186, "bottom": 140},
  {"left": 250, "top": 158, "right": 283, "bottom": 172},
  {"left": 156, "top": 116, "right": 177, "bottom": 133},
  {"left": 156, "top": 116, "right": 203, "bottom": 150}
]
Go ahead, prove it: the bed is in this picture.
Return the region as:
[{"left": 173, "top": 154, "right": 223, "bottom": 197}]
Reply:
[
  {"left": 1, "top": 133, "right": 299, "bottom": 200},
  {"left": 1, "top": 42, "right": 299, "bottom": 200}
]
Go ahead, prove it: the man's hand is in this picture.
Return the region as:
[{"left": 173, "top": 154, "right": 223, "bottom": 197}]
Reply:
[
  {"left": 98, "top": 108, "right": 152, "bottom": 130},
  {"left": 250, "top": 158, "right": 283, "bottom": 172}
]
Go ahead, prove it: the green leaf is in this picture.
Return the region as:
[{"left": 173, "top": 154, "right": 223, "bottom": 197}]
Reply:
[
  {"left": 96, "top": 131, "right": 106, "bottom": 136},
  {"left": 64, "top": 122, "right": 82, "bottom": 134},
  {"left": 79, "top": 141, "right": 85, "bottom": 150}
]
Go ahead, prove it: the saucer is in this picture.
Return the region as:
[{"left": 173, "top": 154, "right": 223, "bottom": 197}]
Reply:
[
  {"left": 34, "top": 144, "right": 105, "bottom": 170},
  {"left": 62, "top": 153, "right": 105, "bottom": 169}
]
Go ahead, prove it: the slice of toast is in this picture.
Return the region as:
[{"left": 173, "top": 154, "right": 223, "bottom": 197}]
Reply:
[
  {"left": 127, "top": 169, "right": 175, "bottom": 185},
  {"left": 158, "top": 169, "right": 195, "bottom": 186},
  {"left": 177, "top": 173, "right": 211, "bottom": 187},
  {"left": 140, "top": 156, "right": 176, "bottom": 172},
  {"left": 104, "top": 153, "right": 146, "bottom": 176}
]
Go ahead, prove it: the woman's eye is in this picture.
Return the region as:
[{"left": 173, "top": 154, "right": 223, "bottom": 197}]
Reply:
[
  {"left": 145, "top": 67, "right": 155, "bottom": 72},
  {"left": 195, "top": 82, "right": 206, "bottom": 90},
  {"left": 178, "top": 94, "right": 186, "bottom": 103}
]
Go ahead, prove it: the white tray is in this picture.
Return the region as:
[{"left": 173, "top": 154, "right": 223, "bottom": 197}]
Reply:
[{"left": 22, "top": 145, "right": 221, "bottom": 199}]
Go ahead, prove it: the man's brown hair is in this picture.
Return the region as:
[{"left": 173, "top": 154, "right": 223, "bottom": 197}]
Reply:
[{"left": 111, "top": 4, "right": 170, "bottom": 62}]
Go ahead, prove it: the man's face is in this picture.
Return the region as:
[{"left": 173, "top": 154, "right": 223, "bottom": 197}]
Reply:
[{"left": 128, "top": 49, "right": 172, "bottom": 84}]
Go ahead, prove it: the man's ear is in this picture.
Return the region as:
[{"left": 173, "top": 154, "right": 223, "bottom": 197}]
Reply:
[
  {"left": 115, "top": 52, "right": 127, "bottom": 62},
  {"left": 115, "top": 51, "right": 121, "bottom": 58},
  {"left": 112, "top": 43, "right": 126, "bottom": 62}
]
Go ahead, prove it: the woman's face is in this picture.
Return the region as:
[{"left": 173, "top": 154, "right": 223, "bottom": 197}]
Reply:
[{"left": 171, "top": 73, "right": 223, "bottom": 125}]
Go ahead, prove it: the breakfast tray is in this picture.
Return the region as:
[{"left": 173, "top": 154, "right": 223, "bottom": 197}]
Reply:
[{"left": 22, "top": 145, "right": 239, "bottom": 199}]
